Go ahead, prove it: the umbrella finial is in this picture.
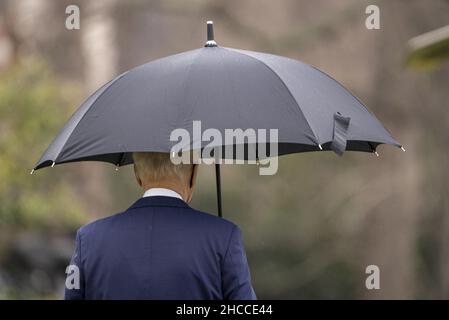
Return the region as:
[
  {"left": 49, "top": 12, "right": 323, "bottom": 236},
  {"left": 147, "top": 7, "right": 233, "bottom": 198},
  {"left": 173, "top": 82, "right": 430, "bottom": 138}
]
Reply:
[{"left": 205, "top": 21, "right": 217, "bottom": 47}]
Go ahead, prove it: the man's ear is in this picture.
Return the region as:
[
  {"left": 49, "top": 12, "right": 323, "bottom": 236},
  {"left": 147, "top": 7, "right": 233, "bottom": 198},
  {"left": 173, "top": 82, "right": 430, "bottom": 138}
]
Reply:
[
  {"left": 133, "top": 164, "right": 142, "bottom": 188},
  {"left": 186, "top": 164, "right": 198, "bottom": 203}
]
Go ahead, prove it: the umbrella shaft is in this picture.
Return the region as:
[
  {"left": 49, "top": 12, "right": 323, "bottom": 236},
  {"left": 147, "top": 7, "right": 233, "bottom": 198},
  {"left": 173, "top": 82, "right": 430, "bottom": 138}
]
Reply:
[{"left": 215, "top": 163, "right": 223, "bottom": 217}]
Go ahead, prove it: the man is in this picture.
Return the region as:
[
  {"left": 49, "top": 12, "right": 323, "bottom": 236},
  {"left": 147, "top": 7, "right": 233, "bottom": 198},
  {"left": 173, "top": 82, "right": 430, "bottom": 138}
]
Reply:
[{"left": 65, "top": 152, "right": 256, "bottom": 300}]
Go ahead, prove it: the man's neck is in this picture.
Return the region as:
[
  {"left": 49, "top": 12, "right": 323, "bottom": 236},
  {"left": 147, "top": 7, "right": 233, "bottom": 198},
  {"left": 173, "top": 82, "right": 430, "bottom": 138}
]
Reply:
[{"left": 141, "top": 182, "right": 187, "bottom": 201}]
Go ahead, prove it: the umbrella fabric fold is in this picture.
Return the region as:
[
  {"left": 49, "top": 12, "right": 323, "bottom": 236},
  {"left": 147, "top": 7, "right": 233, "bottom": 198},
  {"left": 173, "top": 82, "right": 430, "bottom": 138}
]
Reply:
[{"left": 331, "top": 112, "right": 351, "bottom": 156}]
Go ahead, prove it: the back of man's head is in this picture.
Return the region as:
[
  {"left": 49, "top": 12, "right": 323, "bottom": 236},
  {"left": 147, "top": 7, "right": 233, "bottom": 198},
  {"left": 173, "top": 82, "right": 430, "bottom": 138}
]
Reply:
[{"left": 132, "top": 152, "right": 193, "bottom": 188}]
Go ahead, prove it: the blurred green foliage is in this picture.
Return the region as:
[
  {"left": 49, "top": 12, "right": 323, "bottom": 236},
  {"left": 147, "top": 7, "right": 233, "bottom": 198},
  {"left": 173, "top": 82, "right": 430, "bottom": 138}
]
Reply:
[{"left": 0, "top": 61, "right": 87, "bottom": 230}]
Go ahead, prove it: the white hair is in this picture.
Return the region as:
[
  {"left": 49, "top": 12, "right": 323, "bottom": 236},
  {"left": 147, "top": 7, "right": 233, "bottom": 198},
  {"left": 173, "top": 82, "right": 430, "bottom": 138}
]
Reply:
[{"left": 132, "top": 152, "right": 192, "bottom": 184}]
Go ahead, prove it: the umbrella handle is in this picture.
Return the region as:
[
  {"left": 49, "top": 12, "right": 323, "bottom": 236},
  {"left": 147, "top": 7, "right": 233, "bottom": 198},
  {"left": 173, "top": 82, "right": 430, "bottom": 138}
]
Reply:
[{"left": 215, "top": 163, "right": 223, "bottom": 217}]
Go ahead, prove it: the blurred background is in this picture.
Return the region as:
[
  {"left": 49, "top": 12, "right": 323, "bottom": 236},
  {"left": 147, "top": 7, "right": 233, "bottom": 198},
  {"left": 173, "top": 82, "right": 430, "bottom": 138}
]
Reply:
[{"left": 0, "top": 0, "right": 448, "bottom": 299}]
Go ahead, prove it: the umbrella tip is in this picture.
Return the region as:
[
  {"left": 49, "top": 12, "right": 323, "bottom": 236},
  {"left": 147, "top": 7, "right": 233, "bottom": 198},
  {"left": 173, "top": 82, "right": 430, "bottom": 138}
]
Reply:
[
  {"left": 400, "top": 146, "right": 406, "bottom": 152},
  {"left": 30, "top": 168, "right": 35, "bottom": 175},
  {"left": 205, "top": 20, "right": 217, "bottom": 47},
  {"left": 318, "top": 144, "right": 323, "bottom": 150},
  {"left": 374, "top": 151, "right": 380, "bottom": 157}
]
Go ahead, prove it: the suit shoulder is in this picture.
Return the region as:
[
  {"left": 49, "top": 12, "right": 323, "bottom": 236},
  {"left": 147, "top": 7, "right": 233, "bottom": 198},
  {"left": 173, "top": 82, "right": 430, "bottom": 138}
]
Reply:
[
  {"left": 185, "top": 207, "right": 238, "bottom": 232},
  {"left": 77, "top": 211, "right": 124, "bottom": 236}
]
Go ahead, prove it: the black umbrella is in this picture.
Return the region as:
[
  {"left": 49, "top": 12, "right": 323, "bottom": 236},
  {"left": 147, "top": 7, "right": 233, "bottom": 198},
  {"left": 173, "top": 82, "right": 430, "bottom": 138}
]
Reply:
[{"left": 32, "top": 21, "right": 403, "bottom": 217}]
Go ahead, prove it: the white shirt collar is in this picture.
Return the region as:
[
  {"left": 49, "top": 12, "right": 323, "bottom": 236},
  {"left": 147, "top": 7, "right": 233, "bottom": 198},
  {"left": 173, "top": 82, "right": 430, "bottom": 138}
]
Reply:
[{"left": 142, "top": 188, "right": 183, "bottom": 200}]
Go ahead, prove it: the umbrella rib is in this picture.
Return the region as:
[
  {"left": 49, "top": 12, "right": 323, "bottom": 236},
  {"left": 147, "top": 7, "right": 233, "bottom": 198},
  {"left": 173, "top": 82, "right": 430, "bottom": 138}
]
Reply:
[
  {"left": 368, "top": 142, "right": 380, "bottom": 156},
  {"left": 116, "top": 152, "right": 127, "bottom": 169},
  {"left": 223, "top": 47, "right": 321, "bottom": 148}
]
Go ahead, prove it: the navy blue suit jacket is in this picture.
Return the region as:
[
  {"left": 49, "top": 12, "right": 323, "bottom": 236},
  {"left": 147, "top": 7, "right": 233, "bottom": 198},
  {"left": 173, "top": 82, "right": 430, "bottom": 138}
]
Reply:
[{"left": 65, "top": 196, "right": 256, "bottom": 300}]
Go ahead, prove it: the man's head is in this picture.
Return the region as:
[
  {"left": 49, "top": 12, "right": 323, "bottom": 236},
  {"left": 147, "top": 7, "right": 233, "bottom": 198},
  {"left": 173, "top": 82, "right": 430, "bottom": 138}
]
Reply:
[{"left": 132, "top": 152, "right": 197, "bottom": 202}]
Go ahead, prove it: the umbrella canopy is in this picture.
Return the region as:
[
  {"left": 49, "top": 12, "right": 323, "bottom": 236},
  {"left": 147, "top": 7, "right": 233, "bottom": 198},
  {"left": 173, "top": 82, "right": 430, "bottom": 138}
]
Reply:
[{"left": 33, "top": 21, "right": 402, "bottom": 216}]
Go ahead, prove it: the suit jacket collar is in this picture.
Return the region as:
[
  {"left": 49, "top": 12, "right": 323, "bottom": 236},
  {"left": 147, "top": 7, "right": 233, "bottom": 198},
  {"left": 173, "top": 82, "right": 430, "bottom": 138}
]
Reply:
[{"left": 129, "top": 196, "right": 190, "bottom": 210}]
